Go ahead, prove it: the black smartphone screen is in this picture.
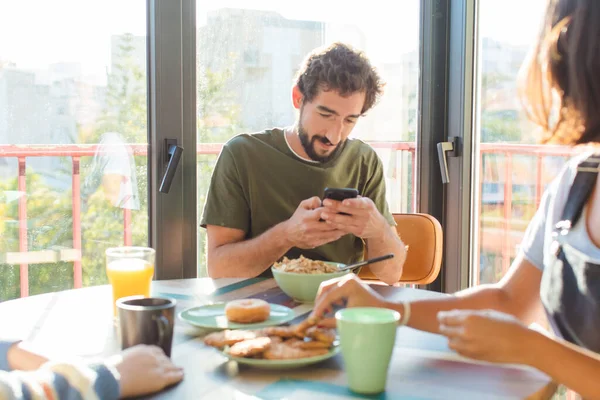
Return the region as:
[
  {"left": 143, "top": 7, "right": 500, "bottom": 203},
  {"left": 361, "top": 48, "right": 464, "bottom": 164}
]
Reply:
[{"left": 323, "top": 187, "right": 359, "bottom": 202}]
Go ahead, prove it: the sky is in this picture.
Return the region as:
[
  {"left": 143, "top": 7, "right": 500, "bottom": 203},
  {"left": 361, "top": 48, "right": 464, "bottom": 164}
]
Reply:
[{"left": 0, "top": 0, "right": 547, "bottom": 82}]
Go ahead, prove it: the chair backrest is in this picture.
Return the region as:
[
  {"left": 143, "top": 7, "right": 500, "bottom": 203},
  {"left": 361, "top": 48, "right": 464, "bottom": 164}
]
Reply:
[{"left": 359, "top": 213, "right": 443, "bottom": 284}]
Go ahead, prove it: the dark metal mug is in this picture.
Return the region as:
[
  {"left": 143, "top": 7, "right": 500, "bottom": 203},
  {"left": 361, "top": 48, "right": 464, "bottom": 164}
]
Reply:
[{"left": 116, "top": 296, "right": 176, "bottom": 357}]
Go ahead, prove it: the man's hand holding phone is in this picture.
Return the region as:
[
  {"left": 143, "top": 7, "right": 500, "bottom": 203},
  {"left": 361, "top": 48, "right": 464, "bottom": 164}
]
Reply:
[
  {"left": 320, "top": 188, "right": 388, "bottom": 239},
  {"left": 284, "top": 196, "right": 345, "bottom": 249}
]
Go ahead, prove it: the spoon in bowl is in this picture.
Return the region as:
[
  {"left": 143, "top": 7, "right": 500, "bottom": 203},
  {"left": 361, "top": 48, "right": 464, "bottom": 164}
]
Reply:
[{"left": 337, "top": 253, "right": 395, "bottom": 272}]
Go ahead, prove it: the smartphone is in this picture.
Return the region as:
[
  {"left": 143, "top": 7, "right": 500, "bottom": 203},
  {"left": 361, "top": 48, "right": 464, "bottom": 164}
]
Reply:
[
  {"left": 322, "top": 188, "right": 359, "bottom": 216},
  {"left": 323, "top": 187, "right": 359, "bottom": 202}
]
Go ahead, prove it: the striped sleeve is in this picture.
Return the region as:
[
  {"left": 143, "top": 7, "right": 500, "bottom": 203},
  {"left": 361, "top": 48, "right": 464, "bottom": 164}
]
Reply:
[
  {"left": 0, "top": 341, "right": 19, "bottom": 371},
  {"left": 0, "top": 361, "right": 119, "bottom": 400}
]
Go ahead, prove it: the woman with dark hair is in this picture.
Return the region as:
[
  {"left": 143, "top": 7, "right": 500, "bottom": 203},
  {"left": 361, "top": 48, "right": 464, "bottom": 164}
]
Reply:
[{"left": 312, "top": 0, "right": 600, "bottom": 397}]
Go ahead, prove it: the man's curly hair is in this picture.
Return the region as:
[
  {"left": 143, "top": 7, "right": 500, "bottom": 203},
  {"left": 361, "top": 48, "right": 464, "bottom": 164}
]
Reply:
[{"left": 294, "top": 42, "right": 384, "bottom": 114}]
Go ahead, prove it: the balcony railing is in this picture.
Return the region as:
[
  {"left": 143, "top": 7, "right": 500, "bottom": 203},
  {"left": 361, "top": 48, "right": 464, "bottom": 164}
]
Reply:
[
  {"left": 0, "top": 142, "right": 578, "bottom": 297},
  {"left": 477, "top": 143, "right": 579, "bottom": 281}
]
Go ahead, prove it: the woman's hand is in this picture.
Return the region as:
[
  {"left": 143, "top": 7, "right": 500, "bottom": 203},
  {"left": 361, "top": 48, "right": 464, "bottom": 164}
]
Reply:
[
  {"left": 437, "top": 309, "right": 536, "bottom": 365},
  {"left": 311, "top": 274, "right": 388, "bottom": 327}
]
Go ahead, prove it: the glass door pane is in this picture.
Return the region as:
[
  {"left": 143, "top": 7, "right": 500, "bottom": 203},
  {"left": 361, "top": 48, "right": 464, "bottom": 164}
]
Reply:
[
  {"left": 472, "top": 0, "right": 575, "bottom": 285},
  {"left": 195, "top": 2, "right": 421, "bottom": 276},
  {"left": 0, "top": 1, "right": 148, "bottom": 300}
]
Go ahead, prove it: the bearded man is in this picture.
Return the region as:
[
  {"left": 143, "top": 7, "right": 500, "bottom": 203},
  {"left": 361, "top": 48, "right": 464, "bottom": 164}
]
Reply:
[{"left": 200, "top": 42, "right": 406, "bottom": 284}]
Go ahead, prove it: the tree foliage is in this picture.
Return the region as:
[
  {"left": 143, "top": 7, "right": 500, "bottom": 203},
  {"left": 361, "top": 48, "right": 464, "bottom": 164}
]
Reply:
[
  {"left": 0, "top": 173, "right": 73, "bottom": 300},
  {"left": 1, "top": 35, "right": 242, "bottom": 300}
]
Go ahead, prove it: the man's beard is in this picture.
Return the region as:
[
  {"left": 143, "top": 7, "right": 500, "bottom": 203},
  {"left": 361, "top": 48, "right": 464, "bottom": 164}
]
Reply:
[{"left": 297, "top": 122, "right": 344, "bottom": 163}]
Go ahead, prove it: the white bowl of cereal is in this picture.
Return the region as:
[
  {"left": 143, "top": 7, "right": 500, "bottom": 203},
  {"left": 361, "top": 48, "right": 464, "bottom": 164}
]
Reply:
[{"left": 271, "top": 256, "right": 351, "bottom": 303}]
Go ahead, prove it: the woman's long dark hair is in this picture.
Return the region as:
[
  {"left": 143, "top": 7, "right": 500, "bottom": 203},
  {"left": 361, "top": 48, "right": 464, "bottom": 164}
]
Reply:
[{"left": 519, "top": 0, "right": 600, "bottom": 145}]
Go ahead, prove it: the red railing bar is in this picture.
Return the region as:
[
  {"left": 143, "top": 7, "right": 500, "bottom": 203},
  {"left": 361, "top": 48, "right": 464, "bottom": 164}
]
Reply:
[
  {"left": 367, "top": 142, "right": 416, "bottom": 150},
  {"left": 502, "top": 153, "right": 513, "bottom": 275},
  {"left": 410, "top": 148, "right": 417, "bottom": 213},
  {"left": 72, "top": 157, "right": 82, "bottom": 289},
  {"left": 4, "top": 141, "right": 581, "bottom": 158},
  {"left": 0, "top": 142, "right": 415, "bottom": 158},
  {"left": 195, "top": 143, "right": 227, "bottom": 155},
  {"left": 18, "top": 157, "right": 28, "bottom": 297},
  {"left": 479, "top": 143, "right": 577, "bottom": 156},
  {"left": 0, "top": 144, "right": 148, "bottom": 157},
  {"left": 476, "top": 151, "right": 484, "bottom": 286}
]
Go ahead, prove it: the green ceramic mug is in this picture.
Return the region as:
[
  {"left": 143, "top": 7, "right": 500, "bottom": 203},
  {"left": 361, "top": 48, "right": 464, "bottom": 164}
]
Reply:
[{"left": 336, "top": 307, "right": 400, "bottom": 395}]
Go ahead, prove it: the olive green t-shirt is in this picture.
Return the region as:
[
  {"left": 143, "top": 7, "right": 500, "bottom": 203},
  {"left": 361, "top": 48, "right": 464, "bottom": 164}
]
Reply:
[{"left": 200, "top": 128, "right": 395, "bottom": 275}]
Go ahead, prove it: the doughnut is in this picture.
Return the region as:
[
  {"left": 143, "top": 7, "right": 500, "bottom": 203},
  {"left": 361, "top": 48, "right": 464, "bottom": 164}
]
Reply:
[{"left": 225, "top": 298, "right": 271, "bottom": 324}]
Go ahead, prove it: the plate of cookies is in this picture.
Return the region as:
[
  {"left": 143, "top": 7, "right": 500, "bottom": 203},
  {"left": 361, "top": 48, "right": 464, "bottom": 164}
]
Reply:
[
  {"left": 179, "top": 298, "right": 295, "bottom": 330},
  {"left": 203, "top": 317, "right": 339, "bottom": 369}
]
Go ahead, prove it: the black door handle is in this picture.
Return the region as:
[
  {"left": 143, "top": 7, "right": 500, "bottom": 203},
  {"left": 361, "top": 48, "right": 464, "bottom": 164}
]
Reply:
[
  {"left": 159, "top": 140, "right": 183, "bottom": 193},
  {"left": 436, "top": 136, "right": 460, "bottom": 184}
]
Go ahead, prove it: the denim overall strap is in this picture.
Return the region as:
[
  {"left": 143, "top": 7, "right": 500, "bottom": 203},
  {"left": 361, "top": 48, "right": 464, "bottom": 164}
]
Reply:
[{"left": 557, "top": 155, "right": 600, "bottom": 232}]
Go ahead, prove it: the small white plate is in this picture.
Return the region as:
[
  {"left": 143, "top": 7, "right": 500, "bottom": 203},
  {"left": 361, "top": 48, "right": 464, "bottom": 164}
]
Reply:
[{"left": 178, "top": 302, "right": 295, "bottom": 330}]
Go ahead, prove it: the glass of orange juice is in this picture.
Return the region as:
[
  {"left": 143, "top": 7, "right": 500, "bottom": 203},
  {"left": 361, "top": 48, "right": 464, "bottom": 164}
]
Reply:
[{"left": 106, "top": 246, "right": 155, "bottom": 315}]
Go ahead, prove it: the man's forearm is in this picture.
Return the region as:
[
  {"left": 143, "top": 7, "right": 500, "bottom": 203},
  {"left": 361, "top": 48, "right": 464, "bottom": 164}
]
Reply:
[
  {"left": 525, "top": 331, "right": 600, "bottom": 399},
  {"left": 207, "top": 222, "right": 292, "bottom": 278},
  {"left": 365, "top": 224, "right": 406, "bottom": 285}
]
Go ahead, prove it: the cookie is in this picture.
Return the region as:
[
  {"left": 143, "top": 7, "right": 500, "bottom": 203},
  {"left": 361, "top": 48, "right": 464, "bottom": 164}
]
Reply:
[
  {"left": 282, "top": 337, "right": 302, "bottom": 346},
  {"left": 228, "top": 336, "right": 272, "bottom": 358},
  {"left": 287, "top": 339, "right": 331, "bottom": 350},
  {"left": 263, "top": 342, "right": 329, "bottom": 360},
  {"left": 292, "top": 316, "right": 319, "bottom": 338},
  {"left": 305, "top": 327, "right": 336, "bottom": 345},
  {"left": 267, "top": 336, "right": 284, "bottom": 344},
  {"left": 258, "top": 326, "right": 297, "bottom": 338},
  {"left": 203, "top": 329, "right": 260, "bottom": 348}
]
